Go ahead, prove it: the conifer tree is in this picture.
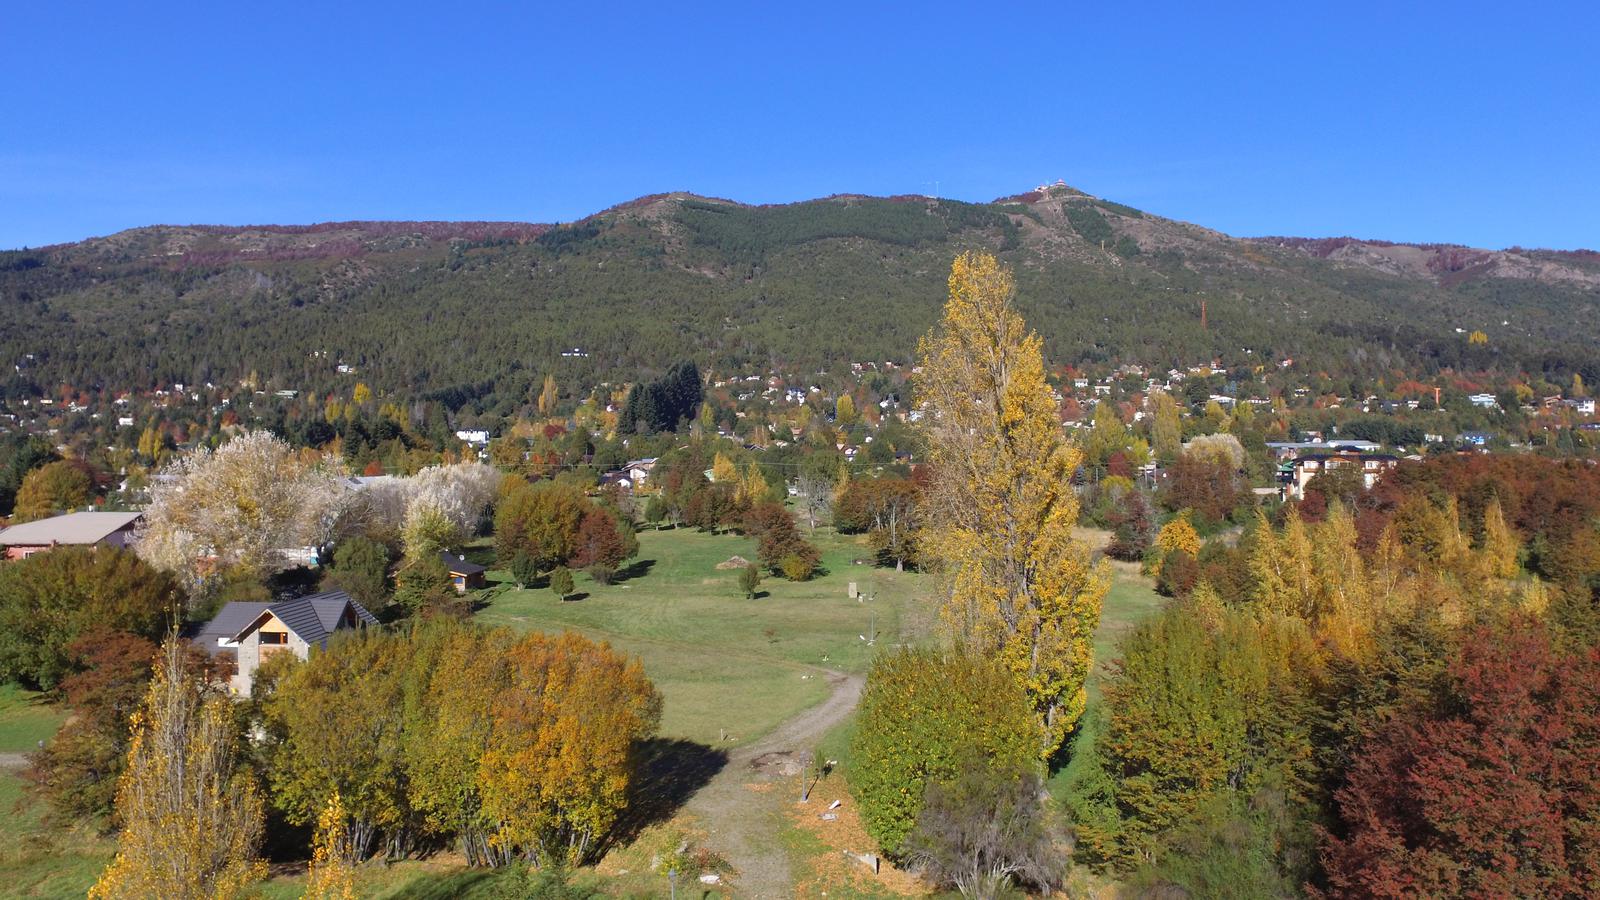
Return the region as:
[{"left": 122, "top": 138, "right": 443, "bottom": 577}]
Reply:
[{"left": 915, "top": 251, "right": 1109, "bottom": 756}]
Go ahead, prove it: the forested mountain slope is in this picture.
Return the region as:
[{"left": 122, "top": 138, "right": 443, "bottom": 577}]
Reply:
[{"left": 2, "top": 185, "right": 1596, "bottom": 410}]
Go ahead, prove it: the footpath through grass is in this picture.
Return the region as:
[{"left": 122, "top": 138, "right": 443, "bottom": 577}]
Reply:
[{"left": 477, "top": 525, "right": 931, "bottom": 747}]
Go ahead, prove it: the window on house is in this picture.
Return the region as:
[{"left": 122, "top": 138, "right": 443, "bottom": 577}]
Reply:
[{"left": 261, "top": 632, "right": 288, "bottom": 645}]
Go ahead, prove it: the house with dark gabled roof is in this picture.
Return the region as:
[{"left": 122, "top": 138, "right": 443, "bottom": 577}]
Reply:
[
  {"left": 192, "top": 590, "right": 377, "bottom": 696},
  {"left": 441, "top": 550, "right": 487, "bottom": 593}
]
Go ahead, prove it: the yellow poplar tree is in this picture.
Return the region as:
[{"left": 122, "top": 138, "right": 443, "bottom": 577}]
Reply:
[
  {"left": 351, "top": 382, "right": 372, "bottom": 407},
  {"left": 303, "top": 792, "right": 357, "bottom": 900},
  {"left": 537, "top": 375, "right": 558, "bottom": 417},
  {"left": 1250, "top": 509, "right": 1314, "bottom": 618},
  {"left": 836, "top": 393, "right": 857, "bottom": 426},
  {"left": 710, "top": 452, "right": 738, "bottom": 485},
  {"left": 915, "top": 251, "right": 1109, "bottom": 757},
  {"left": 1149, "top": 390, "right": 1182, "bottom": 463},
  {"left": 1479, "top": 497, "right": 1520, "bottom": 580},
  {"left": 91, "top": 637, "right": 265, "bottom": 900},
  {"left": 736, "top": 462, "right": 769, "bottom": 507}
]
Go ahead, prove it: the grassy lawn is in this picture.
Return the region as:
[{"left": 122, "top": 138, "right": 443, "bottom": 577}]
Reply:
[
  {"left": 0, "top": 690, "right": 110, "bottom": 899},
  {"left": 0, "top": 684, "right": 67, "bottom": 754},
  {"left": 476, "top": 525, "right": 932, "bottom": 747},
  {"left": 1089, "top": 563, "right": 1167, "bottom": 699}
]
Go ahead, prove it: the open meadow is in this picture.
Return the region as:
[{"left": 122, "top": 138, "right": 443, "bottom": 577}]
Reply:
[{"left": 476, "top": 524, "right": 934, "bottom": 748}]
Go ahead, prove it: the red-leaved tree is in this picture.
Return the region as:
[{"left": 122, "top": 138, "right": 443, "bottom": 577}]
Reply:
[{"left": 1320, "top": 618, "right": 1600, "bottom": 898}]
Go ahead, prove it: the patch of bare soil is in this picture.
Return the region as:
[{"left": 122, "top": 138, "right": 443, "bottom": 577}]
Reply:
[{"left": 683, "top": 669, "right": 863, "bottom": 898}]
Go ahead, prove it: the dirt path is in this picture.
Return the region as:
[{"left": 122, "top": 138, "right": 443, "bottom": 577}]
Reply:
[{"left": 685, "top": 668, "right": 864, "bottom": 898}]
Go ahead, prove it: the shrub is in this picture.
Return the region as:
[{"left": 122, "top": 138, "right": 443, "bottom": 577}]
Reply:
[
  {"left": 780, "top": 552, "right": 817, "bottom": 582},
  {"left": 849, "top": 649, "right": 1039, "bottom": 857},
  {"left": 549, "top": 567, "right": 575, "bottom": 600},
  {"left": 585, "top": 564, "right": 616, "bottom": 586},
  {"left": 738, "top": 563, "right": 763, "bottom": 599},
  {"left": 902, "top": 762, "right": 1063, "bottom": 898}
]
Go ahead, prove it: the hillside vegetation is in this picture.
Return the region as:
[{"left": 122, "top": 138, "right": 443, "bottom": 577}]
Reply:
[{"left": 3, "top": 186, "right": 1597, "bottom": 415}]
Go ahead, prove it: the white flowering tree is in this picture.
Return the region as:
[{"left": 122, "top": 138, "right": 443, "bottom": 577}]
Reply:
[{"left": 136, "top": 431, "right": 351, "bottom": 596}]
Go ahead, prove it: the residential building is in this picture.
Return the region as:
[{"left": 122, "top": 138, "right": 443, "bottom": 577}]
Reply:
[
  {"left": 1264, "top": 440, "right": 1380, "bottom": 462},
  {"left": 441, "top": 551, "right": 487, "bottom": 593},
  {"left": 1281, "top": 451, "right": 1399, "bottom": 500},
  {"left": 192, "top": 590, "right": 377, "bottom": 696},
  {"left": 0, "top": 511, "right": 143, "bottom": 560}
]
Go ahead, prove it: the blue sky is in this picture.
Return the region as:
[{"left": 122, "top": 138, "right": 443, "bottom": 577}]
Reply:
[{"left": 4, "top": 2, "right": 1596, "bottom": 250}]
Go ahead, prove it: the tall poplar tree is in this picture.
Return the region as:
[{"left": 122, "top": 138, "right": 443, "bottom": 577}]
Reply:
[
  {"left": 915, "top": 251, "right": 1109, "bottom": 757},
  {"left": 91, "top": 636, "right": 264, "bottom": 900}
]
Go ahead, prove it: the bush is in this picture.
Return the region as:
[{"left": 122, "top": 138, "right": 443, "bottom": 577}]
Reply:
[
  {"left": 780, "top": 552, "right": 817, "bottom": 582},
  {"left": 738, "top": 563, "right": 763, "bottom": 599},
  {"left": 902, "top": 762, "right": 1063, "bottom": 898},
  {"left": 585, "top": 564, "right": 616, "bottom": 586},
  {"left": 849, "top": 649, "right": 1039, "bottom": 857},
  {"left": 549, "top": 567, "right": 575, "bottom": 600}
]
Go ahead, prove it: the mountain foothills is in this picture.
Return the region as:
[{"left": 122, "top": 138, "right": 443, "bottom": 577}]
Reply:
[{"left": 3, "top": 184, "right": 1598, "bottom": 414}]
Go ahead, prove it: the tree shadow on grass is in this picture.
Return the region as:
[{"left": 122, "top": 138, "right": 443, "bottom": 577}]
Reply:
[
  {"left": 602, "top": 737, "right": 728, "bottom": 854},
  {"left": 610, "top": 559, "right": 656, "bottom": 583},
  {"left": 385, "top": 868, "right": 502, "bottom": 899},
  {"left": 561, "top": 592, "right": 590, "bottom": 603}
]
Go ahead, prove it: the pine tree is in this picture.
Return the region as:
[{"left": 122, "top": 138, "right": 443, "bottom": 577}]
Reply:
[
  {"left": 915, "top": 251, "right": 1109, "bottom": 756},
  {"left": 549, "top": 566, "right": 575, "bottom": 600}
]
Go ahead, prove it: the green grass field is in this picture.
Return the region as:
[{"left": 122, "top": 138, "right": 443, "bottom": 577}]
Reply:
[
  {"left": 0, "top": 684, "right": 67, "bottom": 754},
  {"left": 0, "top": 688, "right": 108, "bottom": 899},
  {"left": 477, "top": 525, "right": 932, "bottom": 747}
]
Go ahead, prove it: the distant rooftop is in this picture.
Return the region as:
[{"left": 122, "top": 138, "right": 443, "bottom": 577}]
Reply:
[
  {"left": 1264, "top": 440, "right": 1381, "bottom": 451},
  {"left": 0, "top": 511, "right": 143, "bottom": 547}
]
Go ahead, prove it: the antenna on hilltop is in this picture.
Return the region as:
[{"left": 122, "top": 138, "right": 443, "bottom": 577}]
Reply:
[{"left": 923, "top": 180, "right": 941, "bottom": 199}]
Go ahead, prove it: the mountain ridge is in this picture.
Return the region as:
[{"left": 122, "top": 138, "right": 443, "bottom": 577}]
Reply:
[{"left": 3, "top": 186, "right": 1597, "bottom": 409}]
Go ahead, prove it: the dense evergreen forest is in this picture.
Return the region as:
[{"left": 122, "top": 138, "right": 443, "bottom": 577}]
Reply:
[{"left": 2, "top": 188, "right": 1597, "bottom": 417}]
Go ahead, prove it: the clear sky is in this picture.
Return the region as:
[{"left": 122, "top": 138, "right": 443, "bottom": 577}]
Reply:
[{"left": 4, "top": 1, "right": 1596, "bottom": 250}]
